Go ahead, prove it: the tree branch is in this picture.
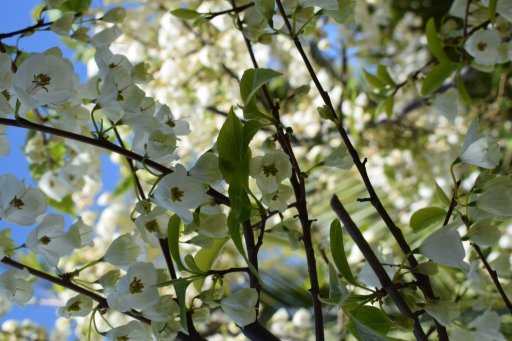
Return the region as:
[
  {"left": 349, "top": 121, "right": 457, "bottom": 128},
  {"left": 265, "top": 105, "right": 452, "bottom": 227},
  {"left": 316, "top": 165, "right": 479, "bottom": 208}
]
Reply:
[
  {"left": 274, "top": 1, "right": 448, "bottom": 339},
  {"left": 330, "top": 196, "right": 427, "bottom": 341}
]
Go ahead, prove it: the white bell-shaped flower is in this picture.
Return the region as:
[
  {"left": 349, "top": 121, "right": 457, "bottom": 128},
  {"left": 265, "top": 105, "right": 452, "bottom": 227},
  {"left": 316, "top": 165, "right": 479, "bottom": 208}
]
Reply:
[
  {"left": 13, "top": 49, "right": 77, "bottom": 109},
  {"left": 135, "top": 206, "right": 169, "bottom": 247},
  {"left": 25, "top": 214, "right": 76, "bottom": 267},
  {"left": 103, "top": 234, "right": 141, "bottom": 266},
  {"left": 106, "top": 320, "right": 151, "bottom": 341},
  {"left": 152, "top": 164, "right": 209, "bottom": 224},
  {"left": 221, "top": 288, "right": 258, "bottom": 327},
  {"left": 58, "top": 294, "right": 93, "bottom": 318},
  {"left": 0, "top": 173, "right": 46, "bottom": 226},
  {"left": 250, "top": 150, "right": 292, "bottom": 194},
  {"left": 459, "top": 120, "right": 500, "bottom": 169},
  {"left": 464, "top": 29, "right": 501, "bottom": 66},
  {"left": 106, "top": 262, "right": 160, "bottom": 312},
  {"left": 0, "top": 269, "right": 33, "bottom": 306}
]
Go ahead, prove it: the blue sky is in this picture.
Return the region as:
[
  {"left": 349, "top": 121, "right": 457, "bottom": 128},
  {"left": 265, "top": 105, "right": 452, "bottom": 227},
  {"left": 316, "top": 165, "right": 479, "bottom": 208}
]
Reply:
[{"left": 0, "top": 0, "right": 121, "bottom": 332}]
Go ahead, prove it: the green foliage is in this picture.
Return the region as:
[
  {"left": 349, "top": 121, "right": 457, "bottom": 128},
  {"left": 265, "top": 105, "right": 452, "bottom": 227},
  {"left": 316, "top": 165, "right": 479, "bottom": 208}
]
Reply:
[{"left": 409, "top": 206, "right": 446, "bottom": 232}]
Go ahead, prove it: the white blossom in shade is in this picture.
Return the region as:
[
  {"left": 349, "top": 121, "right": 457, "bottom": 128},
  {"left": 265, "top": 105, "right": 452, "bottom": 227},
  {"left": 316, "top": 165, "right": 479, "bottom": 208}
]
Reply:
[
  {"left": 464, "top": 29, "right": 502, "bottom": 65},
  {"left": 106, "top": 262, "right": 160, "bottom": 312},
  {"left": 135, "top": 206, "right": 169, "bottom": 247},
  {"left": 0, "top": 54, "right": 15, "bottom": 115},
  {"left": 154, "top": 104, "right": 191, "bottom": 136},
  {"left": 142, "top": 295, "right": 180, "bottom": 322},
  {"left": 0, "top": 173, "right": 46, "bottom": 226},
  {"left": 419, "top": 221, "right": 469, "bottom": 272},
  {"left": 476, "top": 176, "right": 512, "bottom": 217},
  {"left": 103, "top": 234, "right": 141, "bottom": 266},
  {"left": 152, "top": 164, "right": 209, "bottom": 224},
  {"left": 0, "top": 269, "right": 33, "bottom": 306},
  {"left": 432, "top": 88, "right": 465, "bottom": 122},
  {"left": 25, "top": 214, "right": 76, "bottom": 267},
  {"left": 451, "top": 310, "right": 506, "bottom": 341},
  {"left": 58, "top": 294, "right": 93, "bottom": 318},
  {"left": 67, "top": 217, "right": 94, "bottom": 248},
  {"left": 106, "top": 321, "right": 151, "bottom": 341},
  {"left": 189, "top": 152, "right": 222, "bottom": 185},
  {"left": 459, "top": 120, "right": 500, "bottom": 169},
  {"left": 262, "top": 184, "right": 293, "bottom": 213},
  {"left": 250, "top": 150, "right": 292, "bottom": 194},
  {"left": 220, "top": 288, "right": 258, "bottom": 327},
  {"left": 12, "top": 50, "right": 77, "bottom": 109},
  {"left": 482, "top": 0, "right": 512, "bottom": 23}
]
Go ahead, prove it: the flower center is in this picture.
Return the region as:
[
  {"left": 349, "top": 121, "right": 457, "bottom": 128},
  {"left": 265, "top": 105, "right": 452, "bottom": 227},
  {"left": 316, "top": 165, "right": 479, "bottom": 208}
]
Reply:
[
  {"left": 476, "top": 41, "right": 487, "bottom": 51},
  {"left": 9, "top": 196, "right": 24, "bottom": 209},
  {"left": 262, "top": 163, "right": 278, "bottom": 177},
  {"left": 129, "top": 277, "right": 144, "bottom": 294},
  {"left": 68, "top": 299, "right": 82, "bottom": 312},
  {"left": 171, "top": 186, "right": 184, "bottom": 202},
  {"left": 39, "top": 235, "right": 52, "bottom": 245},
  {"left": 1, "top": 89, "right": 11, "bottom": 101},
  {"left": 144, "top": 219, "right": 159, "bottom": 233},
  {"left": 32, "top": 73, "right": 52, "bottom": 92},
  {"left": 166, "top": 119, "right": 176, "bottom": 128}
]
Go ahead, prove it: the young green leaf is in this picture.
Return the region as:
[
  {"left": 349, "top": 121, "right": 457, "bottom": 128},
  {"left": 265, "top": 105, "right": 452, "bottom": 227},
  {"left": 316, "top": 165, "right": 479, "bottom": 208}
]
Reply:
[
  {"left": 377, "top": 64, "right": 395, "bottom": 86},
  {"left": 174, "top": 278, "right": 192, "bottom": 331},
  {"left": 240, "top": 68, "right": 282, "bottom": 105},
  {"left": 421, "top": 62, "right": 454, "bottom": 95},
  {"left": 363, "top": 69, "right": 386, "bottom": 89},
  {"left": 435, "top": 181, "right": 451, "bottom": 206},
  {"left": 255, "top": 0, "right": 275, "bottom": 23},
  {"left": 167, "top": 215, "right": 187, "bottom": 271},
  {"left": 330, "top": 219, "right": 357, "bottom": 285},
  {"left": 193, "top": 238, "right": 228, "bottom": 290},
  {"left": 409, "top": 206, "right": 446, "bottom": 232},
  {"left": 170, "top": 8, "right": 202, "bottom": 20},
  {"left": 425, "top": 18, "right": 450, "bottom": 63}
]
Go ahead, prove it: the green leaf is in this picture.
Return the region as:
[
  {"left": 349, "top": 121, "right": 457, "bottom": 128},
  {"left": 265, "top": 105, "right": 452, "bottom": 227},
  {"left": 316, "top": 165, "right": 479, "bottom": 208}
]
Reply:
[
  {"left": 319, "top": 263, "right": 350, "bottom": 305},
  {"left": 348, "top": 305, "right": 394, "bottom": 341},
  {"left": 227, "top": 212, "right": 246, "bottom": 259},
  {"left": 47, "top": 195, "right": 75, "bottom": 215},
  {"left": 377, "top": 65, "right": 395, "bottom": 86},
  {"left": 59, "top": 0, "right": 91, "bottom": 13},
  {"left": 409, "top": 206, "right": 446, "bottom": 232},
  {"left": 255, "top": 0, "right": 275, "bottom": 23},
  {"left": 174, "top": 278, "right": 192, "bottom": 331},
  {"left": 435, "top": 181, "right": 451, "bottom": 206},
  {"left": 170, "top": 8, "right": 202, "bottom": 20},
  {"left": 240, "top": 68, "right": 282, "bottom": 105},
  {"left": 184, "top": 254, "right": 204, "bottom": 274},
  {"left": 421, "top": 63, "right": 454, "bottom": 95},
  {"left": 425, "top": 18, "right": 450, "bottom": 63},
  {"left": 381, "top": 96, "right": 394, "bottom": 119},
  {"left": 167, "top": 215, "right": 187, "bottom": 271},
  {"left": 330, "top": 219, "right": 357, "bottom": 285},
  {"left": 217, "top": 108, "right": 248, "bottom": 186},
  {"left": 363, "top": 69, "right": 386, "bottom": 89},
  {"left": 193, "top": 238, "right": 229, "bottom": 290}
]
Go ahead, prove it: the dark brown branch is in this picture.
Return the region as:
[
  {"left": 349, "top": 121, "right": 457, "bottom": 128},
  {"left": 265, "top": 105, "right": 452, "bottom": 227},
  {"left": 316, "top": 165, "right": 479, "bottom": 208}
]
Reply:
[
  {"left": 274, "top": 1, "right": 448, "bottom": 339},
  {"left": 330, "top": 196, "right": 427, "bottom": 341},
  {"left": 472, "top": 244, "right": 512, "bottom": 314},
  {"left": 0, "top": 116, "right": 230, "bottom": 206},
  {"left": 231, "top": 2, "right": 324, "bottom": 339},
  {"left": 205, "top": 2, "right": 254, "bottom": 20}
]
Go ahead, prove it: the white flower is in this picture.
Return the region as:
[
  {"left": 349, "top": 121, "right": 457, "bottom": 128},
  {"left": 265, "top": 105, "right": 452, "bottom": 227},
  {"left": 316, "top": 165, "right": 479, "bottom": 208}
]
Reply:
[
  {"left": 476, "top": 176, "right": 512, "bottom": 216},
  {"left": 0, "top": 269, "right": 33, "bottom": 306},
  {"left": 106, "top": 262, "right": 160, "bottom": 312},
  {"left": 250, "top": 150, "right": 292, "bottom": 194},
  {"left": 103, "top": 234, "right": 141, "bottom": 266},
  {"left": 459, "top": 120, "right": 500, "bottom": 169},
  {"left": 419, "top": 221, "right": 469, "bottom": 272},
  {"left": 464, "top": 29, "right": 501, "bottom": 65},
  {"left": 58, "top": 294, "right": 93, "bottom": 318},
  {"left": 262, "top": 184, "right": 293, "bottom": 212},
  {"left": 26, "top": 214, "right": 76, "bottom": 267},
  {"left": 142, "top": 295, "right": 180, "bottom": 322},
  {"left": 13, "top": 50, "right": 77, "bottom": 108},
  {"left": 451, "top": 310, "right": 506, "bottom": 341},
  {"left": 152, "top": 164, "right": 209, "bottom": 224},
  {"left": 432, "top": 88, "right": 465, "bottom": 122},
  {"left": 220, "top": 288, "right": 258, "bottom": 327},
  {"left": 135, "top": 207, "right": 169, "bottom": 247},
  {"left": 0, "top": 173, "right": 46, "bottom": 226},
  {"left": 482, "top": 0, "right": 512, "bottom": 23},
  {"left": 106, "top": 321, "right": 151, "bottom": 341}
]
